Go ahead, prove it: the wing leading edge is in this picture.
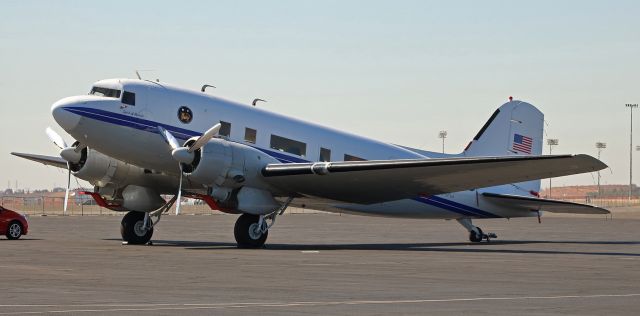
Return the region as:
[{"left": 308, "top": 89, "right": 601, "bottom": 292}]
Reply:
[{"left": 261, "top": 154, "right": 607, "bottom": 204}]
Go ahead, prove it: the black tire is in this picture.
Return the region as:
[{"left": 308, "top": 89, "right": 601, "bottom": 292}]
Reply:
[
  {"left": 469, "top": 227, "right": 484, "bottom": 243},
  {"left": 6, "top": 221, "right": 22, "bottom": 240},
  {"left": 234, "top": 214, "right": 268, "bottom": 249},
  {"left": 120, "top": 211, "right": 153, "bottom": 245}
]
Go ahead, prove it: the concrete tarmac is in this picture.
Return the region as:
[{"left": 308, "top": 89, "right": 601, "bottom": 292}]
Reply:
[{"left": 1, "top": 213, "right": 639, "bottom": 315}]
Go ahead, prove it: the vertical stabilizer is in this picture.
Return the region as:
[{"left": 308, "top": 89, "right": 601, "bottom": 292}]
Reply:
[
  {"left": 464, "top": 100, "right": 543, "bottom": 157},
  {"left": 464, "top": 100, "right": 544, "bottom": 195}
]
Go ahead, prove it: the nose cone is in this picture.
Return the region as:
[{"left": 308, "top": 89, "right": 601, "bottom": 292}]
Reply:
[{"left": 51, "top": 97, "right": 81, "bottom": 131}]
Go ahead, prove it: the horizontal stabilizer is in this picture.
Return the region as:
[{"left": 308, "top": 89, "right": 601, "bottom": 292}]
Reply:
[
  {"left": 11, "top": 152, "right": 68, "bottom": 169},
  {"left": 482, "top": 192, "right": 610, "bottom": 214},
  {"left": 262, "top": 154, "right": 607, "bottom": 204}
]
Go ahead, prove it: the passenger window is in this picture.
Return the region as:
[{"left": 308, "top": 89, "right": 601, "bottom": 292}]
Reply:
[
  {"left": 244, "top": 128, "right": 257, "bottom": 144},
  {"left": 219, "top": 121, "right": 231, "bottom": 137},
  {"left": 122, "top": 91, "right": 136, "bottom": 106},
  {"left": 344, "top": 154, "right": 365, "bottom": 161},
  {"left": 270, "top": 134, "right": 307, "bottom": 157},
  {"left": 319, "top": 147, "right": 331, "bottom": 162}
]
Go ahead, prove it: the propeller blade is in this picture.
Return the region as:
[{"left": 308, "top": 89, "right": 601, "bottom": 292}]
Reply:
[
  {"left": 175, "top": 168, "right": 183, "bottom": 215},
  {"left": 188, "top": 123, "right": 221, "bottom": 153},
  {"left": 46, "top": 127, "right": 68, "bottom": 150},
  {"left": 157, "top": 126, "right": 181, "bottom": 150},
  {"left": 63, "top": 166, "right": 71, "bottom": 215}
]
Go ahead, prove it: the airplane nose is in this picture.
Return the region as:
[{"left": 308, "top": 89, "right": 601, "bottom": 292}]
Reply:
[{"left": 51, "top": 97, "right": 81, "bottom": 131}]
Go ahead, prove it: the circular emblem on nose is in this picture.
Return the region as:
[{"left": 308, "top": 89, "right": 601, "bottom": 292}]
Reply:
[{"left": 178, "top": 106, "right": 193, "bottom": 124}]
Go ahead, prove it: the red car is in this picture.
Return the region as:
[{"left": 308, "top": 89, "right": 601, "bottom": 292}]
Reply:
[{"left": 0, "top": 206, "right": 28, "bottom": 240}]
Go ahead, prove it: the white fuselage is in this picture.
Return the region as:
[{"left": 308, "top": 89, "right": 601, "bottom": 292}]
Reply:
[{"left": 52, "top": 79, "right": 536, "bottom": 219}]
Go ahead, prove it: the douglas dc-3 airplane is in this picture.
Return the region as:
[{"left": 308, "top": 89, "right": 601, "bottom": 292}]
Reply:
[{"left": 12, "top": 78, "right": 609, "bottom": 247}]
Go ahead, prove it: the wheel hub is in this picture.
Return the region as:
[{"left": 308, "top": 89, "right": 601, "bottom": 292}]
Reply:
[
  {"left": 133, "top": 221, "right": 148, "bottom": 237},
  {"left": 248, "top": 223, "right": 263, "bottom": 240},
  {"left": 8, "top": 224, "right": 21, "bottom": 238}
]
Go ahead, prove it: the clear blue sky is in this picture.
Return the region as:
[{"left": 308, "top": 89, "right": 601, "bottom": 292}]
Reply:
[{"left": 1, "top": 0, "right": 639, "bottom": 190}]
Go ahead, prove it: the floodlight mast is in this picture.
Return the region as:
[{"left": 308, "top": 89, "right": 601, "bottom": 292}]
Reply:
[
  {"left": 626, "top": 104, "right": 638, "bottom": 203},
  {"left": 595, "top": 142, "right": 607, "bottom": 196},
  {"left": 438, "top": 131, "right": 447, "bottom": 154},
  {"left": 547, "top": 139, "right": 559, "bottom": 198}
]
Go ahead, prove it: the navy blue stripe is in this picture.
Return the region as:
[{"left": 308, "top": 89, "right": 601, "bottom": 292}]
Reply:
[
  {"left": 429, "top": 195, "right": 501, "bottom": 218},
  {"left": 65, "top": 106, "right": 500, "bottom": 218},
  {"left": 413, "top": 196, "right": 480, "bottom": 217},
  {"left": 65, "top": 106, "right": 307, "bottom": 163}
]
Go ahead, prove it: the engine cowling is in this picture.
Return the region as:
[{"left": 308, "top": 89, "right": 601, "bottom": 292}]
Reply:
[
  {"left": 182, "top": 138, "right": 282, "bottom": 214},
  {"left": 70, "top": 147, "right": 148, "bottom": 189}
]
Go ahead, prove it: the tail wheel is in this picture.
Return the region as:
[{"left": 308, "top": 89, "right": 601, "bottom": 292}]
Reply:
[
  {"left": 234, "top": 214, "right": 268, "bottom": 249},
  {"left": 469, "top": 227, "right": 484, "bottom": 243},
  {"left": 120, "top": 211, "right": 153, "bottom": 244},
  {"left": 6, "top": 221, "right": 23, "bottom": 240}
]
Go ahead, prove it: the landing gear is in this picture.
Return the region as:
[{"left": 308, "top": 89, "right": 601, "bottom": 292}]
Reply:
[
  {"left": 120, "top": 211, "right": 153, "bottom": 245},
  {"left": 234, "top": 214, "right": 268, "bottom": 248},
  {"left": 119, "top": 195, "right": 177, "bottom": 245},
  {"left": 456, "top": 218, "right": 497, "bottom": 243},
  {"left": 233, "top": 197, "right": 293, "bottom": 249}
]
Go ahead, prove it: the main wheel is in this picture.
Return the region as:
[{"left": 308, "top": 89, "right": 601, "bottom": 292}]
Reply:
[
  {"left": 234, "top": 214, "right": 268, "bottom": 249},
  {"left": 469, "top": 227, "right": 484, "bottom": 242},
  {"left": 6, "top": 221, "right": 23, "bottom": 240},
  {"left": 120, "top": 211, "right": 153, "bottom": 245}
]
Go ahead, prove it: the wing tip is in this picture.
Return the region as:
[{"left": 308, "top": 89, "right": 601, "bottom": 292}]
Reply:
[{"left": 573, "top": 154, "right": 608, "bottom": 171}]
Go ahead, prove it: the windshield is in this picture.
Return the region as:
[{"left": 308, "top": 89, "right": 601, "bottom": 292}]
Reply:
[{"left": 89, "top": 86, "right": 121, "bottom": 98}]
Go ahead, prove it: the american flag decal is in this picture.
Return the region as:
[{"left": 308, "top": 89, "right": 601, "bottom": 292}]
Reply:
[{"left": 512, "top": 134, "right": 532, "bottom": 154}]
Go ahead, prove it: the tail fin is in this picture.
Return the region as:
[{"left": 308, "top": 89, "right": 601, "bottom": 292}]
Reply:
[
  {"left": 464, "top": 100, "right": 544, "bottom": 157},
  {"left": 464, "top": 100, "right": 544, "bottom": 195}
]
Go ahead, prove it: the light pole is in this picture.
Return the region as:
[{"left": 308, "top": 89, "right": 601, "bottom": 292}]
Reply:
[
  {"left": 625, "top": 104, "right": 637, "bottom": 202},
  {"left": 547, "top": 139, "right": 559, "bottom": 198},
  {"left": 438, "top": 131, "right": 447, "bottom": 154},
  {"left": 595, "top": 142, "right": 606, "bottom": 197}
]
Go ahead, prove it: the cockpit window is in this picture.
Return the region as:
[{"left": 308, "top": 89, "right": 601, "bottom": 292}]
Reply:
[
  {"left": 122, "top": 91, "right": 135, "bottom": 106},
  {"left": 90, "top": 86, "right": 121, "bottom": 98}
]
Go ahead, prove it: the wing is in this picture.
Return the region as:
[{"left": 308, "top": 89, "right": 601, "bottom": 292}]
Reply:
[
  {"left": 11, "top": 152, "right": 68, "bottom": 169},
  {"left": 482, "top": 192, "right": 609, "bottom": 214},
  {"left": 261, "top": 154, "right": 606, "bottom": 204}
]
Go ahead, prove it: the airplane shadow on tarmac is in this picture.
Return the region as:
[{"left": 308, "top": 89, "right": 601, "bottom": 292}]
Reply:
[{"left": 132, "top": 239, "right": 640, "bottom": 257}]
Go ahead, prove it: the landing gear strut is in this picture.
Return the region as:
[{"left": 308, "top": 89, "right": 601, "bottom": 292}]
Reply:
[{"left": 456, "top": 218, "right": 497, "bottom": 242}]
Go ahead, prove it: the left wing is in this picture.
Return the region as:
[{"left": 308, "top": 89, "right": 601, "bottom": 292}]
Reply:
[
  {"left": 11, "top": 152, "right": 68, "bottom": 169},
  {"left": 482, "top": 192, "right": 609, "bottom": 214},
  {"left": 261, "top": 154, "right": 606, "bottom": 204}
]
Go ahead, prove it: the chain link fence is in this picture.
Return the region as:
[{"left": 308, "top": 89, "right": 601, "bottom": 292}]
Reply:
[{"left": 0, "top": 195, "right": 323, "bottom": 216}]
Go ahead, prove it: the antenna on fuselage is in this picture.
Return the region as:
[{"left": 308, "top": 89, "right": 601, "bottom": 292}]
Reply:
[
  {"left": 252, "top": 98, "right": 266, "bottom": 107},
  {"left": 201, "top": 84, "right": 216, "bottom": 92},
  {"left": 134, "top": 69, "right": 155, "bottom": 80}
]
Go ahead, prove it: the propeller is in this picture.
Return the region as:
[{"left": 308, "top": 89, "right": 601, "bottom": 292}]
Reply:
[
  {"left": 158, "top": 123, "right": 221, "bottom": 215},
  {"left": 46, "top": 127, "right": 83, "bottom": 215}
]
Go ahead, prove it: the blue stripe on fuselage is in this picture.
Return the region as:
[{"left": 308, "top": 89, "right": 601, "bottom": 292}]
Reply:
[
  {"left": 64, "top": 106, "right": 308, "bottom": 163},
  {"left": 64, "top": 106, "right": 500, "bottom": 218}
]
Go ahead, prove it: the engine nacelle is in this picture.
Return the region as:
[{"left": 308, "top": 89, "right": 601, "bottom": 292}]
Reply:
[
  {"left": 184, "top": 138, "right": 282, "bottom": 214},
  {"left": 184, "top": 138, "right": 279, "bottom": 189},
  {"left": 70, "top": 147, "right": 148, "bottom": 189}
]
